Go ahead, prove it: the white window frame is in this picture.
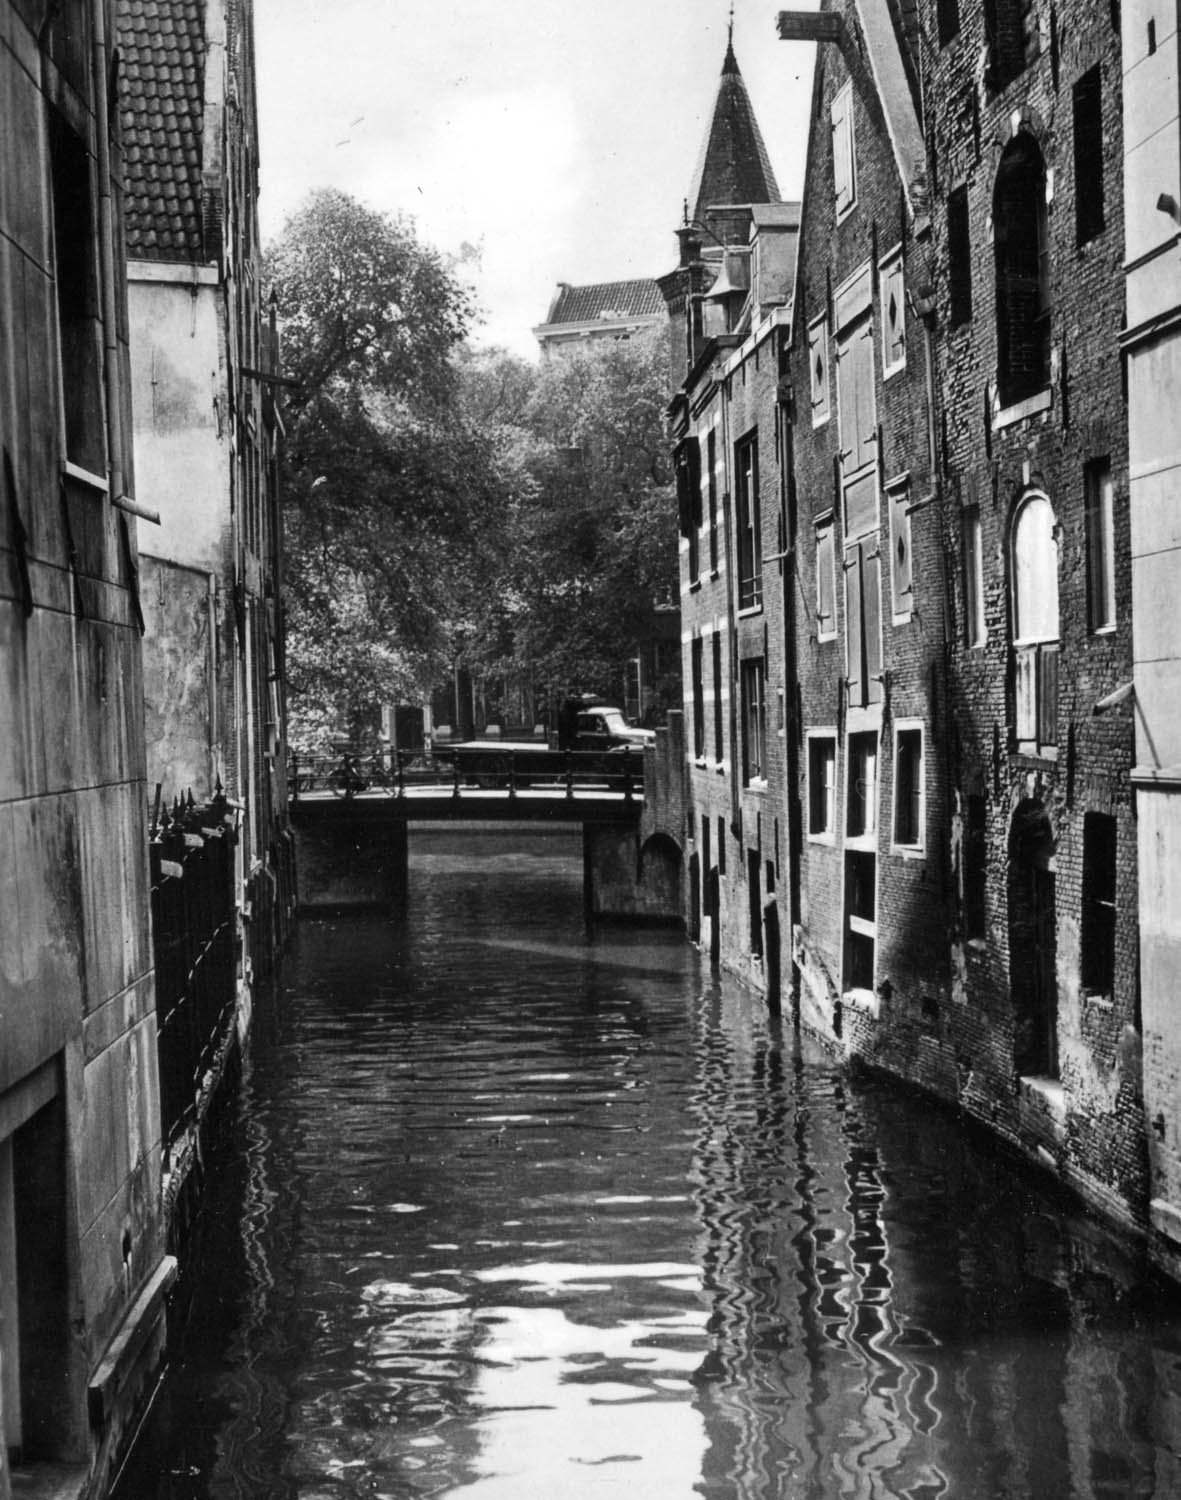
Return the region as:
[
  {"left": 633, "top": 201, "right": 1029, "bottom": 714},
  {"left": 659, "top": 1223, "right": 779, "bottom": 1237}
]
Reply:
[
  {"left": 845, "top": 729, "right": 879, "bottom": 849},
  {"left": 891, "top": 721, "right": 926, "bottom": 856},
  {"left": 831, "top": 81, "right": 856, "bottom": 221},
  {"left": 816, "top": 518, "right": 837, "bottom": 641},
  {"left": 1011, "top": 490, "right": 1060, "bottom": 755},
  {"left": 887, "top": 476, "right": 913, "bottom": 624},
  {"left": 1085, "top": 458, "right": 1116, "bottom": 634},
  {"left": 808, "top": 314, "right": 830, "bottom": 428},
  {"left": 806, "top": 730, "right": 838, "bottom": 843},
  {"left": 879, "top": 247, "right": 907, "bottom": 377}
]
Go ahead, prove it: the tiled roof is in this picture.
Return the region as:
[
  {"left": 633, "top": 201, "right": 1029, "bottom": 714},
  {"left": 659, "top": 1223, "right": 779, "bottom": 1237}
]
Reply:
[
  {"left": 119, "top": 0, "right": 207, "bottom": 262},
  {"left": 687, "top": 41, "right": 780, "bottom": 228},
  {"left": 543, "top": 280, "right": 665, "bottom": 327}
]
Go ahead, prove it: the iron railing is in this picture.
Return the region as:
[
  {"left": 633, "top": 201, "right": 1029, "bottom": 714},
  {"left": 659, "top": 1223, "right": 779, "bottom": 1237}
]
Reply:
[{"left": 288, "top": 746, "right": 644, "bottom": 804}]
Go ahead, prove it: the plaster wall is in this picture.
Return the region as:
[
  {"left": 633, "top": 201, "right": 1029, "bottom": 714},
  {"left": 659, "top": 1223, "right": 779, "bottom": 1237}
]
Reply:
[{"left": 128, "top": 267, "right": 227, "bottom": 574}]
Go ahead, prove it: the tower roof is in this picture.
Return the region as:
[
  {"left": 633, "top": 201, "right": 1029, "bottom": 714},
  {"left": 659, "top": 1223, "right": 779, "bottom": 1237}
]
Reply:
[{"left": 686, "top": 40, "right": 781, "bottom": 233}]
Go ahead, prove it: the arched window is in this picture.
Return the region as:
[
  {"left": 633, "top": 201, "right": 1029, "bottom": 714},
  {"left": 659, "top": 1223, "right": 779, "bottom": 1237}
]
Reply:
[
  {"left": 994, "top": 134, "right": 1050, "bottom": 408},
  {"left": 1011, "top": 493, "right": 1058, "bottom": 751}
]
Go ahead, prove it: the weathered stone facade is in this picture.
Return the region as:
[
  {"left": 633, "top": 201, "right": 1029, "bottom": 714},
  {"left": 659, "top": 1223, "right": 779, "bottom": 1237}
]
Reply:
[{"left": 0, "top": 2, "right": 174, "bottom": 1493}]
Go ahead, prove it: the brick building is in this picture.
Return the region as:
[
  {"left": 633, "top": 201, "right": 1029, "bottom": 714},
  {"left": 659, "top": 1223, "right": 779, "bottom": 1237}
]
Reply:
[
  {"left": 913, "top": 0, "right": 1141, "bottom": 1234},
  {"left": 0, "top": 1, "right": 174, "bottom": 1493},
  {"left": 778, "top": 0, "right": 952, "bottom": 1079},
  {"left": 662, "top": 33, "right": 800, "bottom": 994}
]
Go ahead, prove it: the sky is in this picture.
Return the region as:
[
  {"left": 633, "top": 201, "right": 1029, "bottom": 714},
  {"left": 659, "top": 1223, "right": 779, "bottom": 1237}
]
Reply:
[{"left": 253, "top": 0, "right": 819, "bottom": 358}]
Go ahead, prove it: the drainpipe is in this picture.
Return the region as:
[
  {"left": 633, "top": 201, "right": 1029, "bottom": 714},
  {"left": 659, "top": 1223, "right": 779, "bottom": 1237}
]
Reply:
[{"left": 91, "top": 0, "right": 126, "bottom": 507}]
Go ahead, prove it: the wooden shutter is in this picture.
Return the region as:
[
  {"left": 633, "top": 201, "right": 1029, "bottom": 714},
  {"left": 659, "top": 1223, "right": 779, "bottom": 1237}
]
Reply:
[
  {"left": 831, "top": 84, "right": 854, "bottom": 216},
  {"left": 863, "top": 545, "right": 883, "bottom": 704},
  {"left": 889, "top": 484, "right": 912, "bottom": 615},
  {"left": 845, "top": 543, "right": 864, "bottom": 706},
  {"left": 881, "top": 256, "right": 906, "bottom": 372}
]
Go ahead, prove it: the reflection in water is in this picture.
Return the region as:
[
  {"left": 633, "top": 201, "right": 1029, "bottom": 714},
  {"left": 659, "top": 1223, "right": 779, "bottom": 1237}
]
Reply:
[{"left": 116, "top": 830, "right": 1181, "bottom": 1499}]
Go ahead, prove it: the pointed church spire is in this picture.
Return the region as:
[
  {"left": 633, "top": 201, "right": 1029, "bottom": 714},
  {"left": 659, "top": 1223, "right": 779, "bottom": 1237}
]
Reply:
[{"left": 686, "top": 30, "right": 781, "bottom": 241}]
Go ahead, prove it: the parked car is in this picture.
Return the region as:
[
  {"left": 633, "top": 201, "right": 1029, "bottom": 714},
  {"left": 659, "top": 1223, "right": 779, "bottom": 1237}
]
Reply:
[{"left": 574, "top": 707, "right": 655, "bottom": 752}]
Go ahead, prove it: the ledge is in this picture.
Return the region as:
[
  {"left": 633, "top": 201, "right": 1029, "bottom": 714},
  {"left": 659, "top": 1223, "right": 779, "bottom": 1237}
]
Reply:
[
  {"left": 993, "top": 387, "right": 1052, "bottom": 431},
  {"left": 88, "top": 1254, "right": 178, "bottom": 1429}
]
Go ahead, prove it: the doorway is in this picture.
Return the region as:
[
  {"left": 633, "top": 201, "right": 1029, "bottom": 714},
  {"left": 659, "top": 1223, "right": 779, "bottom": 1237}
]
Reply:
[{"left": 1009, "top": 801, "right": 1058, "bottom": 1077}]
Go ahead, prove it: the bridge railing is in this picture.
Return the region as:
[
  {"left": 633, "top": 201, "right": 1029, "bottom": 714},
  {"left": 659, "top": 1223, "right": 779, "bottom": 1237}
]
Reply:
[{"left": 288, "top": 747, "right": 643, "bottom": 803}]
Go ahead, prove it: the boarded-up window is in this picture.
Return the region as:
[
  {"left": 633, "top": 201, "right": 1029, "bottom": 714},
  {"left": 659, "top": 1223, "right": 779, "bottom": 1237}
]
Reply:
[
  {"left": 888, "top": 481, "right": 913, "bottom": 620},
  {"left": 816, "top": 522, "right": 836, "bottom": 639},
  {"left": 880, "top": 253, "right": 906, "bottom": 375},
  {"left": 845, "top": 540, "right": 882, "bottom": 708},
  {"left": 837, "top": 319, "right": 877, "bottom": 480},
  {"left": 831, "top": 82, "right": 856, "bottom": 218},
  {"left": 963, "top": 505, "right": 986, "bottom": 646},
  {"left": 808, "top": 316, "right": 830, "bottom": 426},
  {"left": 735, "top": 432, "right": 761, "bottom": 610}
]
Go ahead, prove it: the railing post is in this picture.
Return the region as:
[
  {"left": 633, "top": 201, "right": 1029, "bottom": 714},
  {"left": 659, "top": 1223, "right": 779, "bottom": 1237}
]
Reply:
[
  {"left": 453, "top": 755, "right": 461, "bottom": 800},
  {"left": 565, "top": 752, "right": 574, "bottom": 800},
  {"left": 508, "top": 751, "right": 517, "bottom": 801},
  {"left": 623, "top": 749, "right": 634, "bottom": 803}
]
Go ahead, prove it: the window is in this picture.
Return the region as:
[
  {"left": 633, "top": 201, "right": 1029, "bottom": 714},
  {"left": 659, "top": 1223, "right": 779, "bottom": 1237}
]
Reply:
[
  {"left": 1080, "top": 812, "right": 1117, "bottom": 995},
  {"left": 880, "top": 252, "right": 906, "bottom": 376},
  {"left": 845, "top": 540, "right": 883, "bottom": 708},
  {"left": 677, "top": 438, "right": 702, "bottom": 583},
  {"left": 748, "top": 849, "right": 764, "bottom": 957},
  {"left": 808, "top": 734, "right": 837, "bottom": 839},
  {"left": 847, "top": 732, "right": 878, "bottom": 841},
  {"left": 1011, "top": 492, "right": 1059, "bottom": 751},
  {"left": 701, "top": 815, "right": 712, "bottom": 919},
  {"left": 741, "top": 658, "right": 767, "bottom": 784},
  {"left": 50, "top": 109, "right": 105, "bottom": 476},
  {"left": 1085, "top": 458, "right": 1115, "bottom": 632},
  {"left": 691, "top": 636, "right": 705, "bottom": 759},
  {"left": 1073, "top": 65, "right": 1105, "bottom": 245},
  {"left": 816, "top": 522, "right": 836, "bottom": 640},
  {"left": 735, "top": 433, "right": 762, "bottom": 610},
  {"left": 844, "top": 849, "right": 877, "bottom": 990},
  {"left": 963, "top": 505, "right": 986, "bottom": 647},
  {"left": 712, "top": 631, "right": 724, "bottom": 762},
  {"left": 983, "top": 0, "right": 1039, "bottom": 93},
  {"left": 937, "top": 0, "right": 961, "bottom": 47},
  {"left": 809, "top": 316, "right": 831, "bottom": 427},
  {"left": 887, "top": 480, "right": 912, "bottom": 622},
  {"left": 893, "top": 726, "right": 924, "bottom": 850},
  {"left": 831, "top": 81, "right": 856, "bottom": 219},
  {"left": 717, "top": 815, "right": 727, "bottom": 875},
  {"left": 963, "top": 794, "right": 987, "bottom": 939},
  {"left": 948, "top": 186, "right": 973, "bottom": 327},
  {"left": 994, "top": 134, "right": 1050, "bottom": 409},
  {"left": 837, "top": 318, "right": 878, "bottom": 521},
  {"left": 707, "top": 427, "right": 719, "bottom": 572}
]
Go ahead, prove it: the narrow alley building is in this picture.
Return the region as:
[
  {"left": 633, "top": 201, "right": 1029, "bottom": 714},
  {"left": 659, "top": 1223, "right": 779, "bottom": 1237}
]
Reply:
[{"left": 0, "top": 1, "right": 174, "bottom": 1494}]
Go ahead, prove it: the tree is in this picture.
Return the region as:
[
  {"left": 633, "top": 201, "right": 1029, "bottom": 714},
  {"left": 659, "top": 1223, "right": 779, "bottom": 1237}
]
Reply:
[
  {"left": 455, "top": 331, "right": 679, "bottom": 720},
  {"left": 271, "top": 190, "right": 499, "bottom": 749}
]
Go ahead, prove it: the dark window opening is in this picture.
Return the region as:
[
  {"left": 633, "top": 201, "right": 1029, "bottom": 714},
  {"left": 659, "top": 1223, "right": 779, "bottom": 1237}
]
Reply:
[
  {"left": 1073, "top": 66, "right": 1105, "bottom": 245},
  {"left": 845, "top": 850, "right": 876, "bottom": 991},
  {"left": 1081, "top": 812, "right": 1117, "bottom": 995},
  {"left": 677, "top": 437, "right": 702, "bottom": 582},
  {"left": 1009, "top": 802, "right": 1058, "bottom": 1077},
  {"left": 50, "top": 109, "right": 105, "bottom": 475},
  {"left": 691, "top": 637, "right": 705, "bottom": 759},
  {"left": 741, "top": 658, "right": 767, "bottom": 784},
  {"left": 937, "top": 0, "right": 961, "bottom": 47},
  {"left": 894, "top": 729, "right": 923, "bottom": 847},
  {"left": 717, "top": 816, "right": 727, "bottom": 876},
  {"left": 948, "top": 185, "right": 973, "bottom": 327},
  {"left": 994, "top": 134, "right": 1050, "bottom": 408},
  {"left": 983, "top": 0, "right": 1039, "bottom": 92},
  {"left": 735, "top": 433, "right": 762, "bottom": 610}
]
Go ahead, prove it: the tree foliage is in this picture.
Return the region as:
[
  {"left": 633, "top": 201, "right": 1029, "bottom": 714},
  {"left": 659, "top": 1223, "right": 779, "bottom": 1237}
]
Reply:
[{"left": 272, "top": 188, "right": 678, "bottom": 749}]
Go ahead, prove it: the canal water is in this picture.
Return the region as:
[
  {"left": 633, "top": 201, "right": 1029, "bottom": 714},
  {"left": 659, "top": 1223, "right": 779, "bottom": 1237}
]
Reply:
[{"left": 117, "top": 828, "right": 1181, "bottom": 1499}]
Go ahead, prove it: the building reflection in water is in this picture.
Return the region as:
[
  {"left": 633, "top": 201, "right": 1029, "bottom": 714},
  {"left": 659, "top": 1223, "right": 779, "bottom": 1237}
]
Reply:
[{"left": 686, "top": 978, "right": 1181, "bottom": 1499}]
